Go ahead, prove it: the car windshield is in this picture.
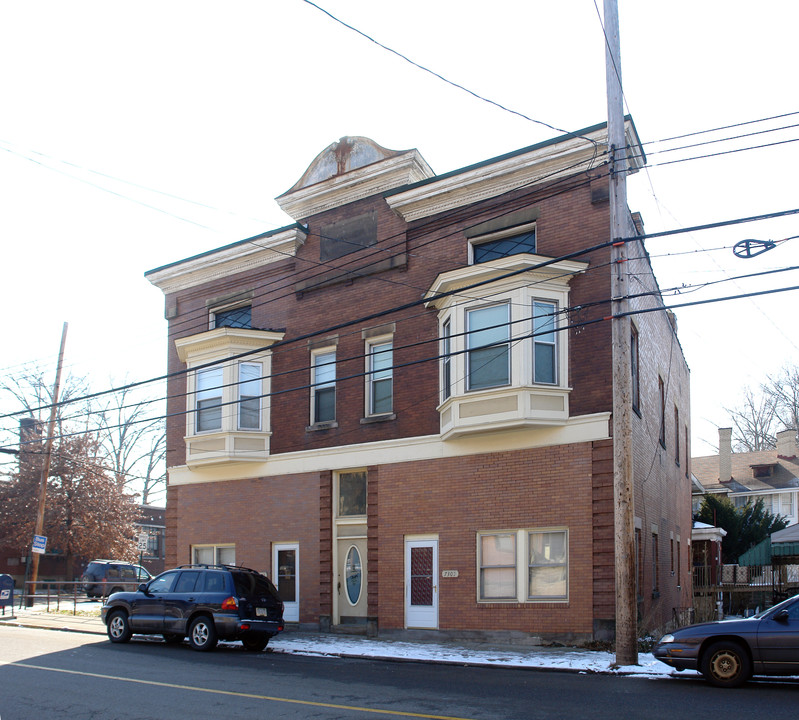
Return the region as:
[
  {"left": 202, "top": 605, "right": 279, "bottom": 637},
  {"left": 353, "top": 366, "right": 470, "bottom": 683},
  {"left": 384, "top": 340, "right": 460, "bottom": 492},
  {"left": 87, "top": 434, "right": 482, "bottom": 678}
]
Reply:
[{"left": 752, "top": 593, "right": 799, "bottom": 619}]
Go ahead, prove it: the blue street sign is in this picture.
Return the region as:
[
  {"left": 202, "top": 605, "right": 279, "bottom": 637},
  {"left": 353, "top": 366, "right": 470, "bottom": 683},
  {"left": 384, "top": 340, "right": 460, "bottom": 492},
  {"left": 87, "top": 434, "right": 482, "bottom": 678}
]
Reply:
[{"left": 32, "top": 535, "right": 47, "bottom": 554}]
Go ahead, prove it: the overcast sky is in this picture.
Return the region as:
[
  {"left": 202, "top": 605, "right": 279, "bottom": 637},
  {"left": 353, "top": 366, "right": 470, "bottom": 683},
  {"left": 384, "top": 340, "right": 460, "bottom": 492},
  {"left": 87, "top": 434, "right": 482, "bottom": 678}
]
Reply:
[{"left": 1, "top": 0, "right": 797, "bottom": 463}]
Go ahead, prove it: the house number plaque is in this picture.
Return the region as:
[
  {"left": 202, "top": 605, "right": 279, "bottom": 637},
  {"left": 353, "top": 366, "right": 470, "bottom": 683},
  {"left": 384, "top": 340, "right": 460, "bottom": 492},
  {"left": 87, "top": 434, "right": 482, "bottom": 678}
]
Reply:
[{"left": 441, "top": 570, "right": 459, "bottom": 578}]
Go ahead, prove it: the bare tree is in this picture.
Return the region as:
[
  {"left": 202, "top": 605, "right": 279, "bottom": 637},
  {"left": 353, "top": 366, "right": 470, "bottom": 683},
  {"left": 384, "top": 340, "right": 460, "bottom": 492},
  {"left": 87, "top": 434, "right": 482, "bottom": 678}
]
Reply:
[
  {"left": 93, "top": 382, "right": 166, "bottom": 505},
  {"left": 724, "top": 363, "right": 799, "bottom": 451},
  {"left": 765, "top": 363, "right": 799, "bottom": 439},
  {"left": 725, "top": 386, "right": 777, "bottom": 452}
]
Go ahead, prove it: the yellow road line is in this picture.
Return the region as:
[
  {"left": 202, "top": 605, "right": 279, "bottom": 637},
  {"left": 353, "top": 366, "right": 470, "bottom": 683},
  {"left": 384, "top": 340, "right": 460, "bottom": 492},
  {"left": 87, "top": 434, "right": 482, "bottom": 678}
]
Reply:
[{"left": 6, "top": 662, "right": 478, "bottom": 720}]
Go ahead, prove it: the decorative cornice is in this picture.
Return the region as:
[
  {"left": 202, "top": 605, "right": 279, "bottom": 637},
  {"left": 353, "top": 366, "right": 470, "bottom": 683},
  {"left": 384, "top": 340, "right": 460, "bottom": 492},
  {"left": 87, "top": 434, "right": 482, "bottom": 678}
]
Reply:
[
  {"left": 386, "top": 120, "right": 643, "bottom": 223},
  {"left": 166, "top": 412, "right": 612, "bottom": 485},
  {"left": 276, "top": 151, "right": 434, "bottom": 221},
  {"left": 146, "top": 227, "right": 307, "bottom": 295},
  {"left": 176, "top": 327, "right": 284, "bottom": 363},
  {"left": 424, "top": 255, "right": 589, "bottom": 308}
]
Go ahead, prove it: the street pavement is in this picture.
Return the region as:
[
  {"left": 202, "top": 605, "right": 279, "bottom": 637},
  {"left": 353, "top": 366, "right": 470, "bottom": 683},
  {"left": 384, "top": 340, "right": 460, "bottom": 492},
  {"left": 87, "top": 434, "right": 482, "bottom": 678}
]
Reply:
[{"left": 0, "top": 601, "right": 676, "bottom": 677}]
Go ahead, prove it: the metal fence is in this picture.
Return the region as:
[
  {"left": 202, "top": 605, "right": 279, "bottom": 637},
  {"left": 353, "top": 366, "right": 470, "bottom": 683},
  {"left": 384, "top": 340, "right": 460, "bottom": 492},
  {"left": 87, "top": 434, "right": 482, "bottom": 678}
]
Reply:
[{"left": 17, "top": 580, "right": 97, "bottom": 614}]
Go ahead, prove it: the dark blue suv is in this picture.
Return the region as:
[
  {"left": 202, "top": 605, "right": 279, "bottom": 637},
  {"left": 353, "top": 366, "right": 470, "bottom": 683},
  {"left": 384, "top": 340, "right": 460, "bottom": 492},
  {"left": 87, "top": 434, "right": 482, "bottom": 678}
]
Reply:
[{"left": 101, "top": 564, "right": 284, "bottom": 651}]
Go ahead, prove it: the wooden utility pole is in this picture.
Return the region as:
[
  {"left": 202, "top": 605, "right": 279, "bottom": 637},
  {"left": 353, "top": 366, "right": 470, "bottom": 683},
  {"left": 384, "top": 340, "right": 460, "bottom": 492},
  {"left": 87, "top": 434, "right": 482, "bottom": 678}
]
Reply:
[
  {"left": 604, "top": 0, "right": 638, "bottom": 665},
  {"left": 28, "top": 322, "right": 69, "bottom": 602}
]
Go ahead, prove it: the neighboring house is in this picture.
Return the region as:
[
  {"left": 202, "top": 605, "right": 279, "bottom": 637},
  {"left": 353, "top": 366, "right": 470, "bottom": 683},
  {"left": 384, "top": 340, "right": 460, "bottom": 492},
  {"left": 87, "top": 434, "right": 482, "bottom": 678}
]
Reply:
[
  {"left": 146, "top": 121, "right": 692, "bottom": 643},
  {"left": 137, "top": 505, "right": 166, "bottom": 576},
  {"left": 692, "top": 428, "right": 799, "bottom": 526}
]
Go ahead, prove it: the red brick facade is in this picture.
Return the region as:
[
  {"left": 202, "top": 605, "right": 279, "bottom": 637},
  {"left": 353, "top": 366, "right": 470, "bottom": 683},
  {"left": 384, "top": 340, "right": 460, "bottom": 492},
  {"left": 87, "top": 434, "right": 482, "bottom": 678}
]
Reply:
[{"left": 148, "top": 128, "right": 692, "bottom": 642}]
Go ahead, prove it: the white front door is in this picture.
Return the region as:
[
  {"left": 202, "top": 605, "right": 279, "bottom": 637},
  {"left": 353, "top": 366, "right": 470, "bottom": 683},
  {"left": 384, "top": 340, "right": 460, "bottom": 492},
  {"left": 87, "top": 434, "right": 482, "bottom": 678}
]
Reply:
[
  {"left": 273, "top": 543, "right": 299, "bottom": 623},
  {"left": 405, "top": 539, "right": 438, "bottom": 629}
]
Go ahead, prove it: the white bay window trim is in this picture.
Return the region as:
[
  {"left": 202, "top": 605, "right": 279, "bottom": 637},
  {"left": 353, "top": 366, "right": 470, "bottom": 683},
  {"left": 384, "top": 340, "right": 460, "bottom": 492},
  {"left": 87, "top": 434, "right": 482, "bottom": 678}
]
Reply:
[
  {"left": 176, "top": 327, "right": 283, "bottom": 467},
  {"left": 425, "top": 254, "right": 586, "bottom": 439}
]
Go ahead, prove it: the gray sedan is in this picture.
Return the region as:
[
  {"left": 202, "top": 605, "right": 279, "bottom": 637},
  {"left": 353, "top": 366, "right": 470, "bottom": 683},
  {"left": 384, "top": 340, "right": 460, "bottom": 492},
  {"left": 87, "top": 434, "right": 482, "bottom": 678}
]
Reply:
[{"left": 653, "top": 593, "right": 799, "bottom": 687}]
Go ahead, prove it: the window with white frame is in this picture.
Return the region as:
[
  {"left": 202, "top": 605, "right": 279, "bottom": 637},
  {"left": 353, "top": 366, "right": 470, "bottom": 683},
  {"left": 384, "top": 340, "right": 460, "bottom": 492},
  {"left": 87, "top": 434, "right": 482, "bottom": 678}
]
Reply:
[
  {"left": 532, "top": 300, "right": 557, "bottom": 384},
  {"left": 312, "top": 350, "right": 336, "bottom": 424},
  {"left": 467, "top": 303, "right": 510, "bottom": 390},
  {"left": 472, "top": 227, "right": 536, "bottom": 264},
  {"left": 770, "top": 492, "right": 795, "bottom": 519},
  {"left": 192, "top": 544, "right": 235, "bottom": 565},
  {"left": 441, "top": 319, "right": 452, "bottom": 402},
  {"left": 195, "top": 367, "right": 223, "bottom": 432},
  {"left": 478, "top": 528, "right": 568, "bottom": 602},
  {"left": 211, "top": 303, "right": 251, "bottom": 329},
  {"left": 367, "top": 340, "right": 393, "bottom": 415},
  {"left": 238, "top": 362, "right": 262, "bottom": 430}
]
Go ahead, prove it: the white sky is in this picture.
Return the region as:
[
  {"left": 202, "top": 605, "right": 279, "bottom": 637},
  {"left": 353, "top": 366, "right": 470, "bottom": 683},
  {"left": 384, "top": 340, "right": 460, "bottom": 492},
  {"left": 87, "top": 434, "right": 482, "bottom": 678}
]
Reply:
[{"left": 1, "top": 0, "right": 797, "bottom": 461}]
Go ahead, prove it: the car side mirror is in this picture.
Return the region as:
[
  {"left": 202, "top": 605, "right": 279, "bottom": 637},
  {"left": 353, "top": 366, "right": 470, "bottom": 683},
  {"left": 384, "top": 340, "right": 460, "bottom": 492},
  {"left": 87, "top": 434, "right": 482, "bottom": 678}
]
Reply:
[
  {"left": 138, "top": 583, "right": 150, "bottom": 594},
  {"left": 774, "top": 609, "right": 790, "bottom": 623}
]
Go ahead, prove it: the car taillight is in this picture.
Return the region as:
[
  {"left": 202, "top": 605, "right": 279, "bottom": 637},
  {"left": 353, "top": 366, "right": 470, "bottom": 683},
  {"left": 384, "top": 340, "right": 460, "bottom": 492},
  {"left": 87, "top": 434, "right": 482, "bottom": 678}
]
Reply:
[{"left": 221, "top": 597, "right": 238, "bottom": 610}]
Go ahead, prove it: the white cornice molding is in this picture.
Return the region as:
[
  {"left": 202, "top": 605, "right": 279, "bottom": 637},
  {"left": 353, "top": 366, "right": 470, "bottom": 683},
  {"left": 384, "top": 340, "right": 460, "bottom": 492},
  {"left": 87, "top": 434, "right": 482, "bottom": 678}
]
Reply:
[
  {"left": 424, "top": 255, "right": 589, "bottom": 308},
  {"left": 276, "top": 151, "right": 434, "bottom": 221},
  {"left": 387, "top": 122, "right": 642, "bottom": 223},
  {"left": 176, "top": 327, "right": 285, "bottom": 363},
  {"left": 146, "top": 228, "right": 306, "bottom": 295},
  {"left": 166, "top": 412, "right": 611, "bottom": 486}
]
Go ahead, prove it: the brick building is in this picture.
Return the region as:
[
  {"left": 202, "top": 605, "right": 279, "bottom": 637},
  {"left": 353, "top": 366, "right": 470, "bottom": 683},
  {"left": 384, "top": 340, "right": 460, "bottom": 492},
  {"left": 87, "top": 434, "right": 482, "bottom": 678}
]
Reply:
[{"left": 146, "top": 121, "right": 692, "bottom": 642}]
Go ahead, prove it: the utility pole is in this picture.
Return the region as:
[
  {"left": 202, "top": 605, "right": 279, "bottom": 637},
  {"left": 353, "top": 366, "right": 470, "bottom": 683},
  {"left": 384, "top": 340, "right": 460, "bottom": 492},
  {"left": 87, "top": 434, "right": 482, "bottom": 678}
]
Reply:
[
  {"left": 28, "top": 322, "right": 69, "bottom": 603},
  {"left": 604, "top": 0, "right": 638, "bottom": 665}
]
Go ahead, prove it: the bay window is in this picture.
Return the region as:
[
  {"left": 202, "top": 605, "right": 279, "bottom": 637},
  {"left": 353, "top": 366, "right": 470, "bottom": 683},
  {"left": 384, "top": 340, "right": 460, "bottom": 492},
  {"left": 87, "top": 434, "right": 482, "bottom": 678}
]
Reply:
[{"left": 195, "top": 367, "right": 223, "bottom": 432}]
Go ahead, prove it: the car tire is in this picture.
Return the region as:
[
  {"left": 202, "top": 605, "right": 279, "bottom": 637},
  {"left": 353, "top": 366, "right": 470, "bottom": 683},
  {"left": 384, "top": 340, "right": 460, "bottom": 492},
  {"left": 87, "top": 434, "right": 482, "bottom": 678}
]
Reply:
[
  {"left": 188, "top": 616, "right": 218, "bottom": 652},
  {"left": 109, "top": 586, "right": 123, "bottom": 596},
  {"left": 241, "top": 632, "right": 270, "bottom": 652},
  {"left": 162, "top": 633, "right": 183, "bottom": 644},
  {"left": 701, "top": 641, "right": 751, "bottom": 688},
  {"left": 107, "top": 611, "right": 132, "bottom": 644}
]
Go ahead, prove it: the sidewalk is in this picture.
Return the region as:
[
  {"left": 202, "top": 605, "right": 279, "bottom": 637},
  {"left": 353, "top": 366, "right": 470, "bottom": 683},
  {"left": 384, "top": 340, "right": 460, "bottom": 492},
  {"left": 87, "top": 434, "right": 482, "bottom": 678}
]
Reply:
[{"left": 0, "top": 605, "right": 677, "bottom": 678}]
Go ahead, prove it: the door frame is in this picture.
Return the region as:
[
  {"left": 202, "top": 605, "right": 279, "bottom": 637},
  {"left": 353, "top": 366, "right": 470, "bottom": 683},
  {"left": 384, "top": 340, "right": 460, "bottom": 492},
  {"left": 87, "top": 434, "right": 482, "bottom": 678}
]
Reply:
[
  {"left": 272, "top": 542, "right": 299, "bottom": 623},
  {"left": 405, "top": 536, "right": 439, "bottom": 629}
]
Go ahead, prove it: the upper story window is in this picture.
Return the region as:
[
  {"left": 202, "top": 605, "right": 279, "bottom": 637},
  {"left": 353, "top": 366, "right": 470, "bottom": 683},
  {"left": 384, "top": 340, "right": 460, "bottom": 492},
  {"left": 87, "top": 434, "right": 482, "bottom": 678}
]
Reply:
[
  {"left": 467, "top": 303, "right": 510, "bottom": 390},
  {"left": 176, "top": 326, "right": 283, "bottom": 467},
  {"left": 238, "top": 362, "right": 262, "bottom": 430},
  {"left": 630, "top": 324, "right": 640, "bottom": 413},
  {"left": 658, "top": 377, "right": 666, "bottom": 448},
  {"left": 366, "top": 340, "right": 393, "bottom": 415},
  {"left": 312, "top": 350, "right": 337, "bottom": 425},
  {"left": 533, "top": 300, "right": 557, "bottom": 384},
  {"left": 212, "top": 303, "right": 251, "bottom": 329},
  {"left": 441, "top": 320, "right": 452, "bottom": 402},
  {"left": 472, "top": 227, "right": 536, "bottom": 264},
  {"left": 196, "top": 367, "right": 223, "bottom": 432},
  {"left": 425, "top": 253, "right": 587, "bottom": 439}
]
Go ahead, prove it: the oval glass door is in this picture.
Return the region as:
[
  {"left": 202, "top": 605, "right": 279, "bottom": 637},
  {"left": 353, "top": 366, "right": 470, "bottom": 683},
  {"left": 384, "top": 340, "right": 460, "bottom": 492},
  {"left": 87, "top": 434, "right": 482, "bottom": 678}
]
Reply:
[{"left": 344, "top": 545, "right": 362, "bottom": 605}]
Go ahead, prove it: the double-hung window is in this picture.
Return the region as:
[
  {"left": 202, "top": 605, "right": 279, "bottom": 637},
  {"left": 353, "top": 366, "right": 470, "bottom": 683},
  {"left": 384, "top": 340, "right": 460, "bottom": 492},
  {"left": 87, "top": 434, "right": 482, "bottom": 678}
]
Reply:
[
  {"left": 313, "top": 351, "right": 336, "bottom": 424},
  {"left": 478, "top": 528, "right": 568, "bottom": 602},
  {"left": 367, "top": 341, "right": 393, "bottom": 415},
  {"left": 238, "top": 362, "right": 262, "bottom": 430},
  {"left": 441, "top": 320, "right": 452, "bottom": 402},
  {"left": 196, "top": 367, "right": 223, "bottom": 432},
  {"left": 467, "top": 304, "right": 510, "bottom": 390},
  {"left": 532, "top": 300, "right": 557, "bottom": 384}
]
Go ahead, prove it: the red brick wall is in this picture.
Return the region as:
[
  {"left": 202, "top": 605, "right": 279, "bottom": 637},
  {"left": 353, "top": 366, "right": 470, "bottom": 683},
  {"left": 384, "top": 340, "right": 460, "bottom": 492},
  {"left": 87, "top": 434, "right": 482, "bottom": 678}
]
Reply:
[{"left": 375, "top": 443, "right": 596, "bottom": 636}]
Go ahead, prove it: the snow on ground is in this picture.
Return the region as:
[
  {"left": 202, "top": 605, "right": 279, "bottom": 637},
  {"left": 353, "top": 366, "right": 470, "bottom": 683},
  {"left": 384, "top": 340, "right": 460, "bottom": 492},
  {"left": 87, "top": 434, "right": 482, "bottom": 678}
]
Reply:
[{"left": 10, "top": 599, "right": 685, "bottom": 677}]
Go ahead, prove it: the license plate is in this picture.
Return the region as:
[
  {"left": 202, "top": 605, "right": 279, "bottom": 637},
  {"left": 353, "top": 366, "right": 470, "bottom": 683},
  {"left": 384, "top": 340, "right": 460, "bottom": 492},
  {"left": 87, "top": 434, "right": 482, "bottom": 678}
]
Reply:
[{"left": 256, "top": 607, "right": 268, "bottom": 617}]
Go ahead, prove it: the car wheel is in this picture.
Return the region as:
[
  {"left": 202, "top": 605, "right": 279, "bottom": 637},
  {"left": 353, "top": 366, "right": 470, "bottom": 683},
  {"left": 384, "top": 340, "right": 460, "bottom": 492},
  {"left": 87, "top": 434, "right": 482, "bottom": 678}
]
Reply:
[
  {"left": 241, "top": 632, "right": 270, "bottom": 652},
  {"left": 162, "top": 633, "right": 183, "bottom": 644},
  {"left": 701, "top": 641, "right": 751, "bottom": 688},
  {"left": 107, "top": 611, "right": 132, "bottom": 644},
  {"left": 109, "top": 586, "right": 123, "bottom": 595},
  {"left": 188, "top": 616, "right": 218, "bottom": 652}
]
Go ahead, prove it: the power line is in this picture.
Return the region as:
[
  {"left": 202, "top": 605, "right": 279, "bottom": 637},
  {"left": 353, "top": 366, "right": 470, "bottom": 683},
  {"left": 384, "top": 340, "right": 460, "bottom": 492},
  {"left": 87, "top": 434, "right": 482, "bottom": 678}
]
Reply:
[{"left": 301, "top": 0, "right": 600, "bottom": 155}]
